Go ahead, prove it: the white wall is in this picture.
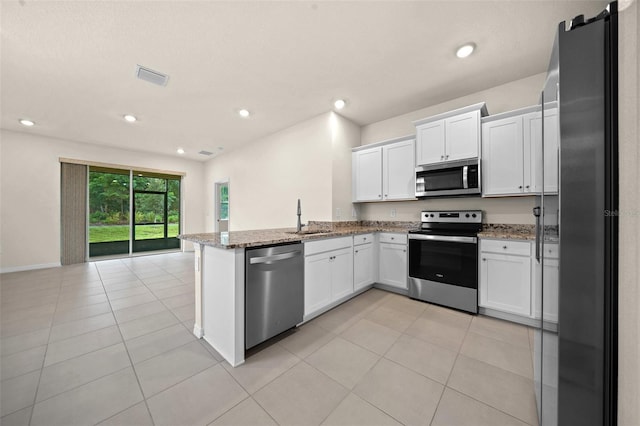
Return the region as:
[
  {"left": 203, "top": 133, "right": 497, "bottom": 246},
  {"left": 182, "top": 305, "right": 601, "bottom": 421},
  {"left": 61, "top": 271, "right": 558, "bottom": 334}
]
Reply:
[
  {"left": 357, "top": 73, "right": 546, "bottom": 224},
  {"left": 0, "top": 129, "right": 205, "bottom": 271},
  {"left": 331, "top": 112, "right": 361, "bottom": 221},
  {"left": 618, "top": 0, "right": 639, "bottom": 423},
  {"left": 204, "top": 112, "right": 359, "bottom": 231}
]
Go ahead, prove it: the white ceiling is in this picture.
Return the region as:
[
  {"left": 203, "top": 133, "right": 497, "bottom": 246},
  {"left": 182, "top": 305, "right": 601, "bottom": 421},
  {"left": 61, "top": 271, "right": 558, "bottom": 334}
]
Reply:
[{"left": 1, "top": 0, "right": 609, "bottom": 161}]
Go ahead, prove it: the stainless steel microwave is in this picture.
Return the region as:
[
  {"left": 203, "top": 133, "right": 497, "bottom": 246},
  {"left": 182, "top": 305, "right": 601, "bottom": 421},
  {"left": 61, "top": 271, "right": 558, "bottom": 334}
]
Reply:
[{"left": 415, "top": 159, "right": 480, "bottom": 197}]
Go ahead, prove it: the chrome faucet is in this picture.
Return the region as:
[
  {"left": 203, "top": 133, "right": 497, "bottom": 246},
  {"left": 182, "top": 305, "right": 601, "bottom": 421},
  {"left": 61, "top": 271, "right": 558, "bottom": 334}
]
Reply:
[{"left": 296, "top": 199, "right": 304, "bottom": 232}]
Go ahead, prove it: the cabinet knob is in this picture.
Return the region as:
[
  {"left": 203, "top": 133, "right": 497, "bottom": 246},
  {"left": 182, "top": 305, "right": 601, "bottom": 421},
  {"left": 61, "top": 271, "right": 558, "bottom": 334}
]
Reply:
[
  {"left": 526, "top": 185, "right": 530, "bottom": 189},
  {"left": 355, "top": 250, "right": 359, "bottom": 254},
  {"left": 379, "top": 195, "right": 382, "bottom": 198},
  {"left": 391, "top": 237, "right": 395, "bottom": 240},
  {"left": 403, "top": 249, "right": 406, "bottom": 253},
  {"left": 384, "top": 194, "right": 388, "bottom": 198},
  {"left": 518, "top": 185, "right": 523, "bottom": 189},
  {"left": 440, "top": 155, "right": 444, "bottom": 160},
  {"left": 445, "top": 155, "right": 449, "bottom": 159},
  {"left": 503, "top": 245, "right": 508, "bottom": 249},
  {"left": 363, "top": 237, "right": 367, "bottom": 241}
]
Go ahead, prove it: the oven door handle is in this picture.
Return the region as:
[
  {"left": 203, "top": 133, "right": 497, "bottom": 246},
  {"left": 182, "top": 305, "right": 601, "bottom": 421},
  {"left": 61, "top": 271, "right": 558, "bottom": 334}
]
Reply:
[{"left": 408, "top": 234, "right": 477, "bottom": 244}]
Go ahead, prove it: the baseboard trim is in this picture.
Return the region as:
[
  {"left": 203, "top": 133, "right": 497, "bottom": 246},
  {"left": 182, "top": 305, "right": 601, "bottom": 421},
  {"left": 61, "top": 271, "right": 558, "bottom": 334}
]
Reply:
[
  {"left": 0, "top": 262, "right": 61, "bottom": 274},
  {"left": 479, "top": 306, "right": 540, "bottom": 327},
  {"left": 193, "top": 323, "right": 204, "bottom": 339},
  {"left": 372, "top": 282, "right": 409, "bottom": 296}
]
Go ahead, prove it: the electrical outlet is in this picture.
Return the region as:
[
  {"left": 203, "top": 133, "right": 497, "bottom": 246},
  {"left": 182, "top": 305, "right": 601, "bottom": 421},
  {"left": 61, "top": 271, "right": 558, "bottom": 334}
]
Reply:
[
  {"left": 336, "top": 207, "right": 341, "bottom": 219},
  {"left": 390, "top": 208, "right": 397, "bottom": 218},
  {"left": 352, "top": 208, "right": 357, "bottom": 218}
]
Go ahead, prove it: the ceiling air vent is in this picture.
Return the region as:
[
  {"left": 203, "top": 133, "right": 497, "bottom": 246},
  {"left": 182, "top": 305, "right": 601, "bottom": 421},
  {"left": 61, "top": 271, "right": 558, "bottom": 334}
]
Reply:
[
  {"left": 135, "top": 65, "right": 169, "bottom": 86},
  {"left": 198, "top": 150, "right": 214, "bottom": 156}
]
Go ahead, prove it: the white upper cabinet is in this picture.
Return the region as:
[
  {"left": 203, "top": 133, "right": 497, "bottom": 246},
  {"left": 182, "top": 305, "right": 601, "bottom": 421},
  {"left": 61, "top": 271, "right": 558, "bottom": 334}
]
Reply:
[
  {"left": 382, "top": 139, "right": 415, "bottom": 200},
  {"left": 445, "top": 110, "right": 482, "bottom": 161},
  {"left": 352, "top": 137, "right": 415, "bottom": 202},
  {"left": 543, "top": 109, "right": 559, "bottom": 193},
  {"left": 482, "top": 105, "right": 559, "bottom": 197},
  {"left": 415, "top": 121, "right": 445, "bottom": 165},
  {"left": 482, "top": 114, "right": 526, "bottom": 195},
  {"left": 353, "top": 147, "right": 383, "bottom": 202},
  {"left": 413, "top": 103, "right": 487, "bottom": 166}
]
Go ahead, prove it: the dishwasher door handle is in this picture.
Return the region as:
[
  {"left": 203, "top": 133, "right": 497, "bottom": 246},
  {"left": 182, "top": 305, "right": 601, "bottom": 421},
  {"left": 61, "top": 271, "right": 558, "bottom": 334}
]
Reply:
[{"left": 249, "top": 251, "right": 302, "bottom": 265}]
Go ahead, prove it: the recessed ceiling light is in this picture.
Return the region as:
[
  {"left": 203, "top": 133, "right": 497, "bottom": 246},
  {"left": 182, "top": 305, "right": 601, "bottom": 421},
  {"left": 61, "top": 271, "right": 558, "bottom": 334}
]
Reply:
[
  {"left": 19, "top": 118, "right": 35, "bottom": 127},
  {"left": 456, "top": 43, "right": 476, "bottom": 59},
  {"left": 238, "top": 109, "right": 250, "bottom": 118},
  {"left": 334, "top": 99, "right": 346, "bottom": 110},
  {"left": 123, "top": 114, "right": 137, "bottom": 123},
  {"left": 176, "top": 148, "right": 185, "bottom": 155}
]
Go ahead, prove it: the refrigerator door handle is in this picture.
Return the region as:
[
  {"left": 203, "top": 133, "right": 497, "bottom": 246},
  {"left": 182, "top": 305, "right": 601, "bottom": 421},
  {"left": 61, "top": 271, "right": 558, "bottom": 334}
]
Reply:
[{"left": 533, "top": 206, "right": 541, "bottom": 262}]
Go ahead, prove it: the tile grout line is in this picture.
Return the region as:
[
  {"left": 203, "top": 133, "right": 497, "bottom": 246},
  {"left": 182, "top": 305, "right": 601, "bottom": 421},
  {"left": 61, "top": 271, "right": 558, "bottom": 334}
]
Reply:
[
  {"left": 426, "top": 308, "right": 474, "bottom": 426},
  {"left": 100, "top": 259, "right": 157, "bottom": 426},
  {"left": 120, "top": 258, "right": 198, "bottom": 425},
  {"left": 440, "top": 315, "right": 536, "bottom": 426},
  {"left": 27, "top": 270, "right": 68, "bottom": 425}
]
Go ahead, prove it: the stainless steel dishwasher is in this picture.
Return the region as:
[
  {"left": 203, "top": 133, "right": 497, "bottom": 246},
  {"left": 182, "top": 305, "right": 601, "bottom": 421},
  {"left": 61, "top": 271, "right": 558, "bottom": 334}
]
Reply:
[{"left": 245, "top": 243, "right": 304, "bottom": 350}]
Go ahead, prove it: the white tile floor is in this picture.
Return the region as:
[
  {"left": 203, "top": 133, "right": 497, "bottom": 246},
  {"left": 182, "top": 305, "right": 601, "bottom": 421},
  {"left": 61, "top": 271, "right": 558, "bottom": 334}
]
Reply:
[{"left": 1, "top": 252, "right": 538, "bottom": 426}]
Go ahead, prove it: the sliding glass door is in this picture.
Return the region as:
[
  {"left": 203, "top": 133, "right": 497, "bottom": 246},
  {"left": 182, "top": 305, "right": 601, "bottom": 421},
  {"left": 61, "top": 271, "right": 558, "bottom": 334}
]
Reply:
[
  {"left": 88, "top": 167, "right": 181, "bottom": 257},
  {"left": 132, "top": 173, "right": 180, "bottom": 252},
  {"left": 88, "top": 168, "right": 131, "bottom": 257}
]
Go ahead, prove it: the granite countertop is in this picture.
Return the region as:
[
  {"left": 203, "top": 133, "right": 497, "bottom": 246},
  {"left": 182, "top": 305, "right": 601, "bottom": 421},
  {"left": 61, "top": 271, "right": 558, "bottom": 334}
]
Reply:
[
  {"left": 181, "top": 221, "right": 551, "bottom": 247},
  {"left": 478, "top": 224, "right": 536, "bottom": 241},
  {"left": 179, "top": 220, "right": 419, "bottom": 249}
]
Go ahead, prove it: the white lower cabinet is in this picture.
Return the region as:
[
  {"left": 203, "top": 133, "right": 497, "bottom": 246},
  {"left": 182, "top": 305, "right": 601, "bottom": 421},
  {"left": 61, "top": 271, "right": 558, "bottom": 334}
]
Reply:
[
  {"left": 533, "top": 243, "right": 559, "bottom": 323},
  {"left": 353, "top": 234, "right": 375, "bottom": 291},
  {"left": 304, "top": 237, "right": 353, "bottom": 317},
  {"left": 479, "top": 239, "right": 532, "bottom": 317},
  {"left": 378, "top": 233, "right": 407, "bottom": 290},
  {"left": 304, "top": 252, "right": 332, "bottom": 315}
]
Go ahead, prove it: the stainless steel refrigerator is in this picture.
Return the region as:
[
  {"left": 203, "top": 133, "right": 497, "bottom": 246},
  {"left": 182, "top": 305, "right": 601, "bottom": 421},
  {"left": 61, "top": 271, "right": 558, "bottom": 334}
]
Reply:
[{"left": 534, "top": 2, "right": 618, "bottom": 425}]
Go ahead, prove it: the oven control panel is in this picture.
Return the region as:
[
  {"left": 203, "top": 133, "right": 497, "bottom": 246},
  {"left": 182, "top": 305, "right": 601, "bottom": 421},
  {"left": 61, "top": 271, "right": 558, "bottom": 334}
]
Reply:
[{"left": 421, "top": 210, "right": 483, "bottom": 224}]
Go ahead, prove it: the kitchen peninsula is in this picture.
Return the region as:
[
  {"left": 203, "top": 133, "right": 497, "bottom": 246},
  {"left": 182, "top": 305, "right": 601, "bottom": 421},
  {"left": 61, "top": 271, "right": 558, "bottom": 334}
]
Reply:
[{"left": 179, "top": 221, "right": 416, "bottom": 366}]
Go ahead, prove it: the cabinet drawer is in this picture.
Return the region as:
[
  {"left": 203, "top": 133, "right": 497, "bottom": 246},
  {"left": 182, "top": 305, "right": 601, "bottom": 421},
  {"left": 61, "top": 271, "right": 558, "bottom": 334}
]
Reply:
[
  {"left": 481, "top": 239, "right": 530, "bottom": 256},
  {"left": 543, "top": 243, "right": 559, "bottom": 259},
  {"left": 304, "top": 236, "right": 353, "bottom": 256},
  {"left": 353, "top": 234, "right": 374, "bottom": 246},
  {"left": 378, "top": 233, "right": 407, "bottom": 245}
]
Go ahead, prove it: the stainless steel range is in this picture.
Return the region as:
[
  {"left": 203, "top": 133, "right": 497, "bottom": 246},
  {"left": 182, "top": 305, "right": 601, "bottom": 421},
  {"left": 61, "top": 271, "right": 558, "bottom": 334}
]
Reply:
[{"left": 408, "top": 210, "right": 482, "bottom": 314}]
